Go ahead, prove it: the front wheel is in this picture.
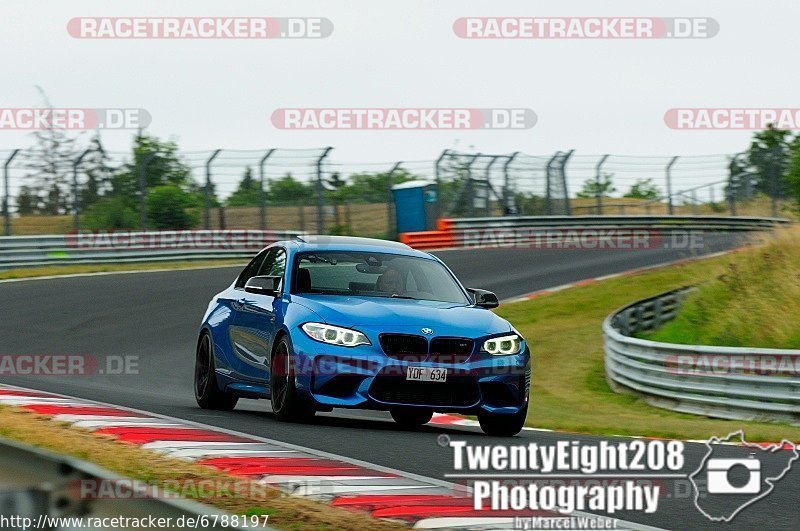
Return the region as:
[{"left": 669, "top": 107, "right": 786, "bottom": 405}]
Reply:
[
  {"left": 390, "top": 408, "right": 433, "bottom": 429},
  {"left": 270, "top": 337, "right": 315, "bottom": 422},
  {"left": 195, "top": 332, "right": 238, "bottom": 411},
  {"left": 477, "top": 403, "right": 528, "bottom": 437}
]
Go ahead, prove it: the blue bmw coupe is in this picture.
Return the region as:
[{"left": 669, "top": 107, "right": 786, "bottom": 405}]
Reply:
[{"left": 195, "top": 236, "right": 530, "bottom": 436}]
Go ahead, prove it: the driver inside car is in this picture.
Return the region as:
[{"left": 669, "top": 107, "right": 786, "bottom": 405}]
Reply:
[{"left": 376, "top": 267, "right": 404, "bottom": 295}]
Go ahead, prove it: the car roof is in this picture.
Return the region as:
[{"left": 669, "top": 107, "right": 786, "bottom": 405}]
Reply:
[{"left": 279, "top": 235, "right": 433, "bottom": 258}]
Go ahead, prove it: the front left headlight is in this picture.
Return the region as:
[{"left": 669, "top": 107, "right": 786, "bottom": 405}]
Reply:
[
  {"left": 301, "top": 322, "right": 371, "bottom": 347},
  {"left": 482, "top": 334, "right": 523, "bottom": 355}
]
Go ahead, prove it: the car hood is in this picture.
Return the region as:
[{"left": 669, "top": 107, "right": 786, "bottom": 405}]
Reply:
[{"left": 293, "top": 294, "right": 512, "bottom": 336}]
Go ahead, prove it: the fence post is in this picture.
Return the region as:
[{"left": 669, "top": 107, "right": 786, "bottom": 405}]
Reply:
[
  {"left": 466, "top": 153, "right": 481, "bottom": 217},
  {"left": 72, "top": 148, "right": 92, "bottom": 232},
  {"left": 502, "top": 152, "right": 519, "bottom": 215},
  {"left": 666, "top": 156, "right": 678, "bottom": 215},
  {"left": 562, "top": 149, "right": 574, "bottom": 215},
  {"left": 138, "top": 151, "right": 157, "bottom": 230},
  {"left": 205, "top": 149, "right": 222, "bottom": 229},
  {"left": 3, "top": 149, "right": 20, "bottom": 236},
  {"left": 545, "top": 151, "right": 560, "bottom": 215},
  {"left": 258, "top": 149, "right": 275, "bottom": 231},
  {"left": 595, "top": 154, "right": 609, "bottom": 215},
  {"left": 386, "top": 162, "right": 402, "bottom": 240},
  {"left": 315, "top": 147, "right": 333, "bottom": 234},
  {"left": 483, "top": 155, "right": 500, "bottom": 216}
]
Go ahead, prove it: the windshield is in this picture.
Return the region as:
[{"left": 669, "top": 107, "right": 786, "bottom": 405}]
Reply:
[{"left": 292, "top": 251, "right": 470, "bottom": 304}]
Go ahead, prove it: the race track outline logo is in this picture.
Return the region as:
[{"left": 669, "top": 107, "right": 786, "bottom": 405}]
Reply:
[{"left": 689, "top": 430, "right": 799, "bottom": 522}]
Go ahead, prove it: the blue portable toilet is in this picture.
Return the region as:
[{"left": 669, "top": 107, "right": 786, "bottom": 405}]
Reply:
[{"left": 392, "top": 180, "right": 439, "bottom": 233}]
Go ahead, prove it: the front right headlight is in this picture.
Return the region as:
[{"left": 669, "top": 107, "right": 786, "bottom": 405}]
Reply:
[
  {"left": 301, "top": 322, "right": 371, "bottom": 347},
  {"left": 482, "top": 334, "right": 522, "bottom": 355}
]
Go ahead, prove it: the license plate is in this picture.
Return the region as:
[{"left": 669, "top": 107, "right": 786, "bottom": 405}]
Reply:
[{"left": 406, "top": 366, "right": 447, "bottom": 382}]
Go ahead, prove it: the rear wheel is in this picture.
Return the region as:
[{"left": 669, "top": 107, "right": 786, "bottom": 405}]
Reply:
[
  {"left": 391, "top": 408, "right": 433, "bottom": 429},
  {"left": 270, "top": 337, "right": 315, "bottom": 422},
  {"left": 477, "top": 403, "right": 528, "bottom": 437},
  {"left": 195, "top": 333, "right": 238, "bottom": 411}
]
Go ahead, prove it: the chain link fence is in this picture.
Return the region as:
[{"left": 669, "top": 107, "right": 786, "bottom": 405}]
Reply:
[{"left": 1, "top": 146, "right": 794, "bottom": 238}]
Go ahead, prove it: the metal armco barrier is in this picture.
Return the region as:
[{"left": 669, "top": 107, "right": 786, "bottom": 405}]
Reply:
[
  {"left": 604, "top": 288, "right": 800, "bottom": 425},
  {"left": 0, "top": 437, "right": 264, "bottom": 530},
  {"left": 400, "top": 215, "right": 790, "bottom": 249},
  {"left": 0, "top": 230, "right": 305, "bottom": 270}
]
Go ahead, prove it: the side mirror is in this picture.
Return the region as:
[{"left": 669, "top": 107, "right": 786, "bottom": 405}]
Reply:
[
  {"left": 244, "top": 275, "right": 282, "bottom": 296},
  {"left": 467, "top": 288, "right": 499, "bottom": 309}
]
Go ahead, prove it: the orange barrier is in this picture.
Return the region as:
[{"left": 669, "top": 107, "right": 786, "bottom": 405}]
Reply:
[{"left": 399, "top": 230, "right": 455, "bottom": 249}]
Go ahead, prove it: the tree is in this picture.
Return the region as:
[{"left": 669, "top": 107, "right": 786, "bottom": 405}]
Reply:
[
  {"left": 80, "top": 134, "right": 115, "bottom": 208},
  {"left": 576, "top": 173, "right": 615, "bottom": 198},
  {"left": 746, "top": 124, "right": 793, "bottom": 199},
  {"left": 624, "top": 178, "right": 661, "bottom": 200},
  {"left": 267, "top": 174, "right": 314, "bottom": 204},
  {"left": 785, "top": 135, "right": 800, "bottom": 209},
  {"left": 16, "top": 186, "right": 38, "bottom": 215},
  {"left": 22, "top": 87, "right": 81, "bottom": 214},
  {"left": 226, "top": 167, "right": 261, "bottom": 207},
  {"left": 146, "top": 185, "right": 200, "bottom": 229},
  {"left": 111, "top": 134, "right": 194, "bottom": 205}
]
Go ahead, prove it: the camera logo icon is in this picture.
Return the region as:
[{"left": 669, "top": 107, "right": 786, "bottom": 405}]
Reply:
[
  {"left": 706, "top": 458, "right": 761, "bottom": 494},
  {"left": 690, "top": 430, "right": 799, "bottom": 522}
]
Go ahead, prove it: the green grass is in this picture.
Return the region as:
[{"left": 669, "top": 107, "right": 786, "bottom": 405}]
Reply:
[
  {"left": 498, "top": 243, "right": 800, "bottom": 442},
  {"left": 644, "top": 227, "right": 800, "bottom": 349}
]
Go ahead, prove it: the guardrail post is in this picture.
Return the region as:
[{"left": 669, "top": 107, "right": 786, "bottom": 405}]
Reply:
[
  {"left": 72, "top": 148, "right": 91, "bottom": 232},
  {"left": 666, "top": 156, "right": 678, "bottom": 215},
  {"left": 315, "top": 147, "right": 333, "bottom": 234},
  {"left": 204, "top": 149, "right": 222, "bottom": 229},
  {"left": 502, "top": 152, "right": 519, "bottom": 215},
  {"left": 595, "top": 154, "right": 609, "bottom": 215},
  {"left": 3, "top": 149, "right": 20, "bottom": 236},
  {"left": 138, "top": 151, "right": 157, "bottom": 230},
  {"left": 387, "top": 161, "right": 402, "bottom": 239},
  {"left": 258, "top": 149, "right": 275, "bottom": 230}
]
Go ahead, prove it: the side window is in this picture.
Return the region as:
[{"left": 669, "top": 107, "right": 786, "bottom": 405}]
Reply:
[
  {"left": 255, "top": 248, "right": 286, "bottom": 292},
  {"left": 235, "top": 250, "right": 269, "bottom": 289}
]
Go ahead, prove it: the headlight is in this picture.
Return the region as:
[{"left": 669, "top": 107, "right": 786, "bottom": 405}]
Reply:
[
  {"left": 301, "top": 322, "right": 370, "bottom": 347},
  {"left": 482, "top": 334, "right": 522, "bottom": 355}
]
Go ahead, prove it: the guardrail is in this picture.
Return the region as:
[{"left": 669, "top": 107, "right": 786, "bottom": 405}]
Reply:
[
  {"left": 0, "top": 230, "right": 305, "bottom": 270},
  {"left": 0, "top": 437, "right": 265, "bottom": 530},
  {"left": 401, "top": 215, "right": 790, "bottom": 249},
  {"left": 603, "top": 288, "right": 800, "bottom": 424}
]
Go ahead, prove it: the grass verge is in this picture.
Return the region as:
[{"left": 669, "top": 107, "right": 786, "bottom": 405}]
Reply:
[
  {"left": 498, "top": 247, "right": 800, "bottom": 442},
  {"left": 0, "top": 406, "right": 403, "bottom": 530},
  {"left": 644, "top": 226, "right": 800, "bottom": 348},
  {"left": 0, "top": 260, "right": 245, "bottom": 281}
]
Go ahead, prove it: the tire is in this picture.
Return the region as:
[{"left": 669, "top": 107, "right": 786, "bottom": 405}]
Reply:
[
  {"left": 195, "top": 332, "right": 238, "bottom": 411},
  {"left": 390, "top": 408, "right": 433, "bottom": 429},
  {"left": 477, "top": 403, "right": 528, "bottom": 437},
  {"left": 270, "top": 337, "right": 315, "bottom": 422}
]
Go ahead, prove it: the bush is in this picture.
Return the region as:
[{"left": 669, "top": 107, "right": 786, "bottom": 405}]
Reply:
[
  {"left": 146, "top": 185, "right": 200, "bottom": 229},
  {"left": 83, "top": 197, "right": 139, "bottom": 230}
]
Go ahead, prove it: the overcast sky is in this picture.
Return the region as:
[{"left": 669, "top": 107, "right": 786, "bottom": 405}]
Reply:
[{"left": 1, "top": 0, "right": 798, "bottom": 191}]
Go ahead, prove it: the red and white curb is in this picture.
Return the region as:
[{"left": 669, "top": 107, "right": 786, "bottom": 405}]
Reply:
[{"left": 0, "top": 384, "right": 583, "bottom": 529}]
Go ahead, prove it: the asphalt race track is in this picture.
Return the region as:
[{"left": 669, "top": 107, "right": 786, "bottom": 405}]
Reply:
[{"left": 3, "top": 232, "right": 798, "bottom": 530}]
